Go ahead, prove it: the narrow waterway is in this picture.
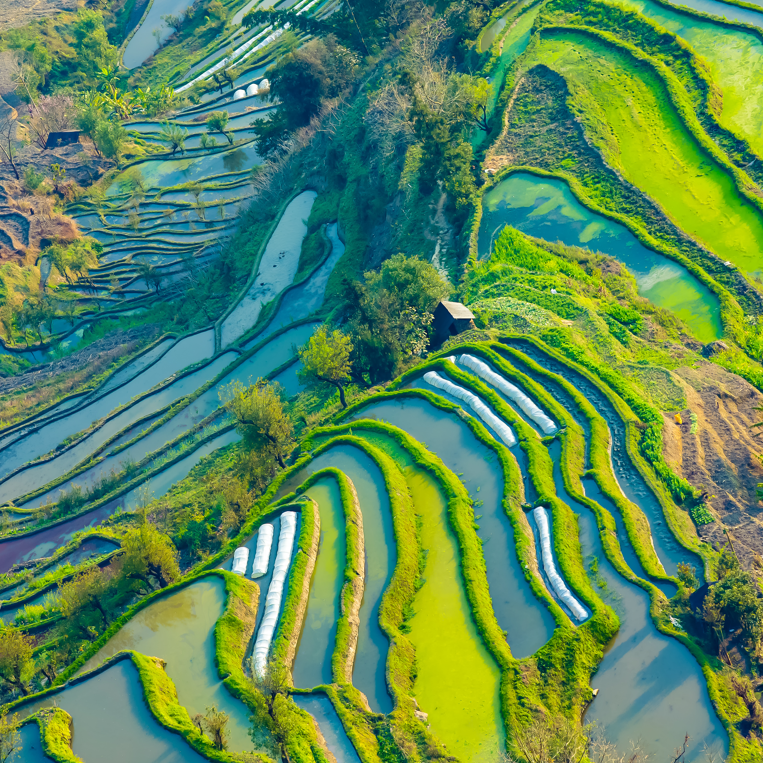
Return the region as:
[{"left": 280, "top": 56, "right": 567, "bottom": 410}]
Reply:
[
  {"left": 278, "top": 445, "right": 395, "bottom": 713},
  {"left": 499, "top": 340, "right": 702, "bottom": 578},
  {"left": 546, "top": 442, "right": 727, "bottom": 759},
  {"left": 292, "top": 477, "right": 344, "bottom": 689}
]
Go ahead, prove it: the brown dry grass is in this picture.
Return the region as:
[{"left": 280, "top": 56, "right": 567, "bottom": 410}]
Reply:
[
  {"left": 0, "top": 343, "right": 131, "bottom": 428},
  {"left": 0, "top": 0, "right": 77, "bottom": 34}
]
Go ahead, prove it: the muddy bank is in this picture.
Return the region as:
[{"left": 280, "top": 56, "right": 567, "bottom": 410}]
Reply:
[{"left": 662, "top": 360, "right": 763, "bottom": 565}]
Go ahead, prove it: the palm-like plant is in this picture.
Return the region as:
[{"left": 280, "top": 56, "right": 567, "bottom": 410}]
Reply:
[
  {"left": 206, "top": 111, "right": 233, "bottom": 145},
  {"left": 159, "top": 121, "right": 188, "bottom": 156}
]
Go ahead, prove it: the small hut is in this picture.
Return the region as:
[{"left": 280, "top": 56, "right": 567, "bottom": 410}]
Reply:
[
  {"left": 45, "top": 130, "right": 81, "bottom": 149},
  {"left": 433, "top": 300, "right": 475, "bottom": 345}
]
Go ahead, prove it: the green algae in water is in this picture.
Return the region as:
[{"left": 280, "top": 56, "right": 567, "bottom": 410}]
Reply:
[
  {"left": 617, "top": 0, "right": 763, "bottom": 157},
  {"left": 292, "top": 478, "right": 345, "bottom": 688},
  {"left": 353, "top": 397, "right": 556, "bottom": 658},
  {"left": 406, "top": 469, "right": 503, "bottom": 762},
  {"left": 78, "top": 577, "right": 259, "bottom": 753},
  {"left": 520, "top": 31, "right": 763, "bottom": 285},
  {"left": 480, "top": 174, "right": 723, "bottom": 342},
  {"left": 361, "top": 433, "right": 503, "bottom": 762}
]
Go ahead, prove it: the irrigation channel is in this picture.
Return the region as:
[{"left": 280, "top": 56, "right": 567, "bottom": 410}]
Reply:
[{"left": 1, "top": 6, "right": 737, "bottom": 761}]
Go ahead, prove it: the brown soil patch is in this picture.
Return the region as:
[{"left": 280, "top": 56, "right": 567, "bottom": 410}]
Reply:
[
  {"left": 0, "top": 0, "right": 77, "bottom": 33},
  {"left": 662, "top": 360, "right": 763, "bottom": 565},
  {"left": 0, "top": 325, "right": 160, "bottom": 427}
]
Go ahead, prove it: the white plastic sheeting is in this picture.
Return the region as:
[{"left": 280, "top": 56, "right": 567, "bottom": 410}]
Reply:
[
  {"left": 251, "top": 523, "right": 274, "bottom": 579},
  {"left": 258, "top": 78, "right": 270, "bottom": 93},
  {"left": 532, "top": 506, "right": 587, "bottom": 622},
  {"left": 253, "top": 511, "right": 298, "bottom": 676},
  {"left": 232, "top": 547, "right": 249, "bottom": 575},
  {"left": 246, "top": 83, "right": 259, "bottom": 97},
  {"left": 176, "top": 0, "right": 319, "bottom": 93},
  {"left": 423, "top": 371, "right": 517, "bottom": 447},
  {"left": 454, "top": 354, "right": 557, "bottom": 435},
  {"left": 233, "top": 89, "right": 246, "bottom": 100}
]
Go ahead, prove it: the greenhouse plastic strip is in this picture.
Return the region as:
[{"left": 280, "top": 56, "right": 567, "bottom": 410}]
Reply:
[
  {"left": 253, "top": 511, "right": 298, "bottom": 676},
  {"left": 232, "top": 547, "right": 249, "bottom": 576},
  {"left": 532, "top": 506, "right": 587, "bottom": 622},
  {"left": 251, "top": 523, "right": 274, "bottom": 579},
  {"left": 456, "top": 354, "right": 557, "bottom": 434},
  {"left": 423, "top": 370, "right": 517, "bottom": 447}
]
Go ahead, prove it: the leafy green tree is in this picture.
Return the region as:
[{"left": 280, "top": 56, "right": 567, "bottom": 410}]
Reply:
[
  {"left": 206, "top": 111, "right": 233, "bottom": 145},
  {"left": 16, "top": 296, "right": 55, "bottom": 344},
  {"left": 0, "top": 712, "right": 20, "bottom": 763},
  {"left": 35, "top": 648, "right": 60, "bottom": 687},
  {"left": 70, "top": 10, "right": 119, "bottom": 82},
  {"left": 201, "top": 705, "right": 229, "bottom": 750},
  {"left": 470, "top": 77, "right": 492, "bottom": 131},
  {"left": 46, "top": 239, "right": 100, "bottom": 286},
  {"left": 137, "top": 262, "right": 162, "bottom": 294},
  {"left": 252, "top": 37, "right": 358, "bottom": 155},
  {"left": 0, "top": 628, "right": 33, "bottom": 696},
  {"left": 76, "top": 94, "right": 107, "bottom": 140},
  {"left": 251, "top": 662, "right": 297, "bottom": 762},
  {"left": 441, "top": 139, "right": 477, "bottom": 216},
  {"left": 104, "top": 87, "right": 134, "bottom": 121},
  {"left": 298, "top": 325, "right": 353, "bottom": 408},
  {"left": 217, "top": 478, "right": 253, "bottom": 539},
  {"left": 57, "top": 567, "right": 112, "bottom": 634},
  {"left": 93, "top": 120, "right": 128, "bottom": 163},
  {"left": 221, "top": 379, "right": 293, "bottom": 468},
  {"left": 344, "top": 253, "right": 450, "bottom": 385},
  {"left": 119, "top": 520, "right": 180, "bottom": 591},
  {"left": 677, "top": 563, "right": 699, "bottom": 591}
]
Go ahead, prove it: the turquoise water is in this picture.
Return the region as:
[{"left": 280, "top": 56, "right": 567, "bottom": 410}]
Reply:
[
  {"left": 0, "top": 329, "right": 215, "bottom": 481},
  {"left": 479, "top": 173, "right": 723, "bottom": 342},
  {"left": 555, "top": 447, "right": 728, "bottom": 760},
  {"left": 18, "top": 659, "right": 211, "bottom": 762},
  {"left": 123, "top": 0, "right": 199, "bottom": 69},
  {"left": 18, "top": 722, "right": 49, "bottom": 763},
  {"left": 78, "top": 577, "right": 258, "bottom": 752},
  {"left": 292, "top": 693, "right": 362, "bottom": 763}
]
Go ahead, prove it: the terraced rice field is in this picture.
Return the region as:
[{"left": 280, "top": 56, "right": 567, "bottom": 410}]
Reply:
[
  {"left": 518, "top": 28, "right": 763, "bottom": 278},
  {"left": 7, "top": 0, "right": 763, "bottom": 759}
]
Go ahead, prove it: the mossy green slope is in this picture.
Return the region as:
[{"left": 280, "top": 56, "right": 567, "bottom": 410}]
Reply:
[{"left": 517, "top": 27, "right": 763, "bottom": 278}]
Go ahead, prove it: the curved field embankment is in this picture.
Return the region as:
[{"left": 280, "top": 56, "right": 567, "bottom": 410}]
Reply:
[{"left": 517, "top": 26, "right": 763, "bottom": 280}]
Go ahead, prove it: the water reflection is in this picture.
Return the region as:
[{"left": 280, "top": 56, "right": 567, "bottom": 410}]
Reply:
[{"left": 479, "top": 173, "right": 722, "bottom": 342}]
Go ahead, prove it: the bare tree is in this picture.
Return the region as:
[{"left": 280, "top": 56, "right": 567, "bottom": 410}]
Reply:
[
  {"left": 0, "top": 115, "right": 19, "bottom": 180},
  {"left": 26, "top": 95, "right": 77, "bottom": 149}
]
